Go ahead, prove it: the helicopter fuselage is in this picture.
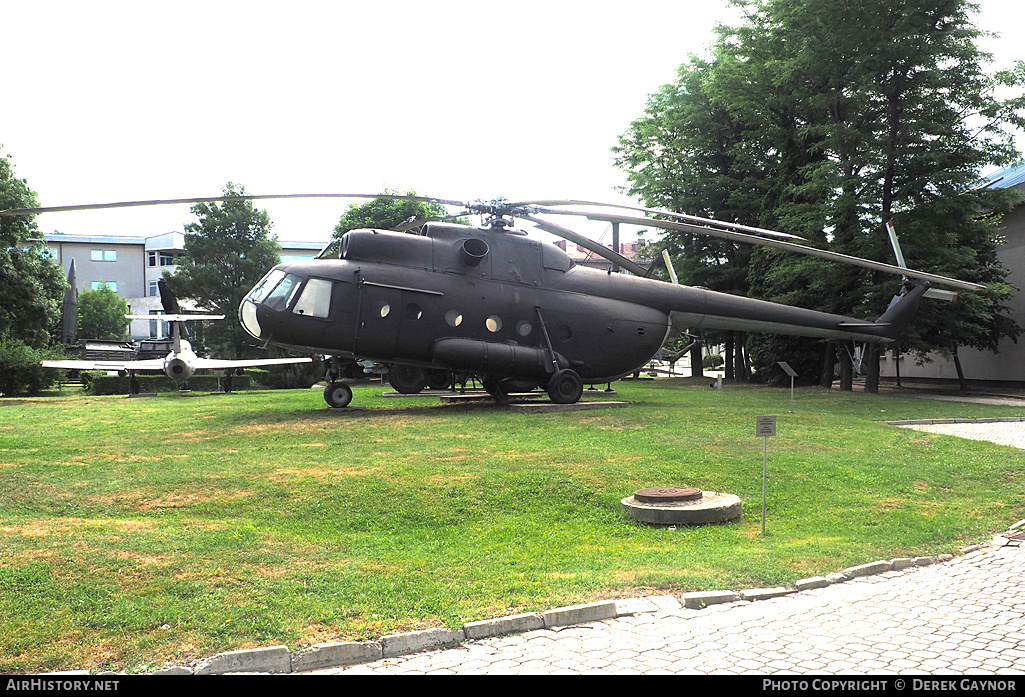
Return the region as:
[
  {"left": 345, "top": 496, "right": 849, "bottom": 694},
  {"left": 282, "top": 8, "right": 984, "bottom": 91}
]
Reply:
[{"left": 239, "top": 222, "right": 907, "bottom": 395}]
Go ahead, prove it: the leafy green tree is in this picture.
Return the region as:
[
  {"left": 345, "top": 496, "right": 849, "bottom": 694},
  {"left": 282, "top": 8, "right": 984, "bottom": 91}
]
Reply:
[
  {"left": 77, "top": 284, "right": 129, "bottom": 340},
  {"left": 0, "top": 149, "right": 65, "bottom": 349},
  {"left": 162, "top": 182, "right": 281, "bottom": 358},
  {"left": 615, "top": 0, "right": 1025, "bottom": 391},
  {"left": 613, "top": 59, "right": 763, "bottom": 379},
  {"left": 333, "top": 190, "right": 454, "bottom": 238},
  {"left": 0, "top": 339, "right": 65, "bottom": 397}
]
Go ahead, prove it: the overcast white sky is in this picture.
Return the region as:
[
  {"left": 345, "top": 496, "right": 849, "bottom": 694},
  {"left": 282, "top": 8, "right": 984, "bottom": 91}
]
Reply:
[{"left": 4, "top": 0, "right": 1024, "bottom": 244}]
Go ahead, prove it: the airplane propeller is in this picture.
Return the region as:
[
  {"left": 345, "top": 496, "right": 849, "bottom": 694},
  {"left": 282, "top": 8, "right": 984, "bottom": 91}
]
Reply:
[{"left": 0, "top": 192, "right": 986, "bottom": 293}]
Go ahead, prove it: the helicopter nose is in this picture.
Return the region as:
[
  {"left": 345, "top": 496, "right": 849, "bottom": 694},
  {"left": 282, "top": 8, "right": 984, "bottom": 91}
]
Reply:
[{"left": 240, "top": 299, "right": 263, "bottom": 340}]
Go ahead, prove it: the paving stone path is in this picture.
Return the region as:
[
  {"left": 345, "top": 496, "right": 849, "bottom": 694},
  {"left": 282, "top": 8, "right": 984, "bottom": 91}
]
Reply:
[
  {"left": 894, "top": 420, "right": 1025, "bottom": 451},
  {"left": 309, "top": 544, "right": 1025, "bottom": 675}
]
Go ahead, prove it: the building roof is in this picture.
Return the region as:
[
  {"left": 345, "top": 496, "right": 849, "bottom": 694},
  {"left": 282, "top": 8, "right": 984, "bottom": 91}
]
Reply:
[
  {"left": 982, "top": 161, "right": 1025, "bottom": 190},
  {"left": 43, "top": 231, "right": 327, "bottom": 250},
  {"left": 45, "top": 233, "right": 147, "bottom": 245}
]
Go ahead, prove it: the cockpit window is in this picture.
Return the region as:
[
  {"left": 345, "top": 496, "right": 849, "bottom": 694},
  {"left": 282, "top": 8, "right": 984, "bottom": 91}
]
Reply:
[
  {"left": 293, "top": 278, "right": 332, "bottom": 318},
  {"left": 263, "top": 273, "right": 303, "bottom": 311},
  {"left": 248, "top": 269, "right": 286, "bottom": 303}
]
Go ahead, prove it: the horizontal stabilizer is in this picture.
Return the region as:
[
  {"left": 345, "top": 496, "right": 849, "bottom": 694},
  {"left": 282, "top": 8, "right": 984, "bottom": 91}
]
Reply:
[
  {"left": 40, "top": 359, "right": 165, "bottom": 371},
  {"left": 192, "top": 357, "right": 313, "bottom": 370},
  {"left": 125, "top": 314, "right": 225, "bottom": 322}
]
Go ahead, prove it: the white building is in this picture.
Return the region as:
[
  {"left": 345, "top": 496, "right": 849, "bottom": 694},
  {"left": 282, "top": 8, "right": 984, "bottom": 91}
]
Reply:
[
  {"left": 45, "top": 232, "right": 325, "bottom": 340},
  {"left": 881, "top": 162, "right": 1025, "bottom": 384}
]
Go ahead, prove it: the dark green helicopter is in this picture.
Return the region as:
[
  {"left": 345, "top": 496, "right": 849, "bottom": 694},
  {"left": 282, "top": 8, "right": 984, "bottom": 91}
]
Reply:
[{"left": 3, "top": 194, "right": 984, "bottom": 408}]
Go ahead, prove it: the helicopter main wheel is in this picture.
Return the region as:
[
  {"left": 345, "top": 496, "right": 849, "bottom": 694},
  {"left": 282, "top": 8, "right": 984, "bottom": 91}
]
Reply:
[
  {"left": 324, "top": 381, "right": 353, "bottom": 408},
  {"left": 547, "top": 369, "right": 583, "bottom": 404},
  {"left": 388, "top": 365, "right": 428, "bottom": 394},
  {"left": 426, "top": 369, "right": 453, "bottom": 391},
  {"left": 481, "top": 375, "right": 511, "bottom": 405}
]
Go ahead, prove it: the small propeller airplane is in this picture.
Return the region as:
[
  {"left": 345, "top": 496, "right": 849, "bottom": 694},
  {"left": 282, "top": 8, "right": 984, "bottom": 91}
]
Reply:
[
  {"left": 38, "top": 278, "right": 312, "bottom": 388},
  {"left": 2, "top": 193, "right": 986, "bottom": 407}
]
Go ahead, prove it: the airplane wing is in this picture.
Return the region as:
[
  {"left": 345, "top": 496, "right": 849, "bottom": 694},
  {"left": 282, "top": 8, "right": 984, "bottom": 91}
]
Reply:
[
  {"left": 191, "top": 357, "right": 314, "bottom": 370},
  {"left": 40, "top": 359, "right": 166, "bottom": 371}
]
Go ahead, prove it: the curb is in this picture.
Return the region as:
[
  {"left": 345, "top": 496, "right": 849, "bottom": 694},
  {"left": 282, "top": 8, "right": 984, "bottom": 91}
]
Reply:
[
  {"left": 887, "top": 417, "right": 1025, "bottom": 425},
  {"left": 131, "top": 549, "right": 976, "bottom": 675}
]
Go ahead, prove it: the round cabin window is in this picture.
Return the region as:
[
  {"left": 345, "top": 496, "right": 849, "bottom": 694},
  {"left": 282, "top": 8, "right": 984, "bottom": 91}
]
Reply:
[{"left": 445, "top": 310, "right": 463, "bottom": 327}]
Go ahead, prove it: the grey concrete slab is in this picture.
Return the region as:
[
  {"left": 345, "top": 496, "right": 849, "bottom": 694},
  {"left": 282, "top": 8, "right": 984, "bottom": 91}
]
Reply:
[
  {"left": 192, "top": 645, "right": 292, "bottom": 675},
  {"left": 292, "top": 641, "right": 383, "bottom": 672},
  {"left": 464, "top": 612, "right": 544, "bottom": 640},
  {"left": 380, "top": 628, "right": 465, "bottom": 658}
]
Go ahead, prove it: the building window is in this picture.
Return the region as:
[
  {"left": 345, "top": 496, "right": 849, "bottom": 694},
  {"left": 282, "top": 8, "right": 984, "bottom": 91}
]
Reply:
[
  {"left": 149, "top": 310, "right": 164, "bottom": 339},
  {"left": 91, "top": 249, "right": 116, "bottom": 261},
  {"left": 91, "top": 281, "right": 117, "bottom": 292},
  {"left": 148, "top": 281, "right": 159, "bottom": 297}
]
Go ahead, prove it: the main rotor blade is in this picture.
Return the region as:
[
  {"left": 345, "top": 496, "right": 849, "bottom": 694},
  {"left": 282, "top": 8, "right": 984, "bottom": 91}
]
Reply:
[
  {"left": 393, "top": 210, "right": 472, "bottom": 232},
  {"left": 0, "top": 193, "right": 468, "bottom": 217},
  {"left": 544, "top": 210, "right": 986, "bottom": 292},
  {"left": 511, "top": 199, "right": 806, "bottom": 241},
  {"left": 517, "top": 214, "right": 650, "bottom": 277}
]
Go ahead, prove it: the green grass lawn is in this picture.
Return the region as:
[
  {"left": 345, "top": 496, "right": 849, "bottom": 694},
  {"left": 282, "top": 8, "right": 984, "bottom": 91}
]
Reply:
[{"left": 1, "top": 379, "right": 1023, "bottom": 673}]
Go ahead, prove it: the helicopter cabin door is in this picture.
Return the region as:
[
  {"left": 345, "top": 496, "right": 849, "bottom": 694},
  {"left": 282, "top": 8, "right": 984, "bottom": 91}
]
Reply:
[{"left": 354, "top": 281, "right": 403, "bottom": 359}]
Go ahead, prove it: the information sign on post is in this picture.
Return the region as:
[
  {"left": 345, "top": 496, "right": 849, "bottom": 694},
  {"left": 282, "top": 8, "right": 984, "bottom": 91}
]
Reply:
[
  {"left": 756, "top": 415, "right": 776, "bottom": 534},
  {"left": 777, "top": 361, "right": 798, "bottom": 413},
  {"left": 756, "top": 415, "right": 777, "bottom": 437}
]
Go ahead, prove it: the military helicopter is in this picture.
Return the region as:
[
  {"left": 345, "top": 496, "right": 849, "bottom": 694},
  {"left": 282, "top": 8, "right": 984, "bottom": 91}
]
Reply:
[{"left": 2, "top": 193, "right": 985, "bottom": 407}]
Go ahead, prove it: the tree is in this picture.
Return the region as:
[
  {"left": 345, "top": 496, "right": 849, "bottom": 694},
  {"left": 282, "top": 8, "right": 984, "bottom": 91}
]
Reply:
[
  {"left": 77, "top": 284, "right": 129, "bottom": 340},
  {"left": 613, "top": 59, "right": 764, "bottom": 379},
  {"left": 0, "top": 149, "right": 65, "bottom": 349},
  {"left": 333, "top": 190, "right": 454, "bottom": 238},
  {"left": 162, "top": 182, "right": 281, "bottom": 359},
  {"left": 614, "top": 0, "right": 1025, "bottom": 391}
]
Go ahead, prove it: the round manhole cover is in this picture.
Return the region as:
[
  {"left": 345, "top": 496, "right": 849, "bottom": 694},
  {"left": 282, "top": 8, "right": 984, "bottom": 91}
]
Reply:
[{"left": 634, "top": 487, "right": 703, "bottom": 503}]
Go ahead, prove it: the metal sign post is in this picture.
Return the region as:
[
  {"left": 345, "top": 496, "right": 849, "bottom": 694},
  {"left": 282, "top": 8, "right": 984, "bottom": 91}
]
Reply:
[
  {"left": 777, "top": 361, "right": 798, "bottom": 413},
  {"left": 755, "top": 415, "right": 777, "bottom": 534}
]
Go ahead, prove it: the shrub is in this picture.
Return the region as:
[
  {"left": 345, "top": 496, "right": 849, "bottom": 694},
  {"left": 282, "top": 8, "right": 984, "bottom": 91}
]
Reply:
[
  {"left": 86, "top": 373, "right": 252, "bottom": 395},
  {"left": 702, "top": 353, "right": 725, "bottom": 369},
  {"left": 0, "top": 340, "right": 63, "bottom": 397}
]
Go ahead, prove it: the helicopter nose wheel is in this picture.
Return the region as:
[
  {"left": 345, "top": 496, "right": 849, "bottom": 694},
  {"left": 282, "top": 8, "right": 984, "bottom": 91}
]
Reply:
[
  {"left": 324, "top": 381, "right": 353, "bottom": 408},
  {"left": 547, "top": 369, "right": 583, "bottom": 404}
]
